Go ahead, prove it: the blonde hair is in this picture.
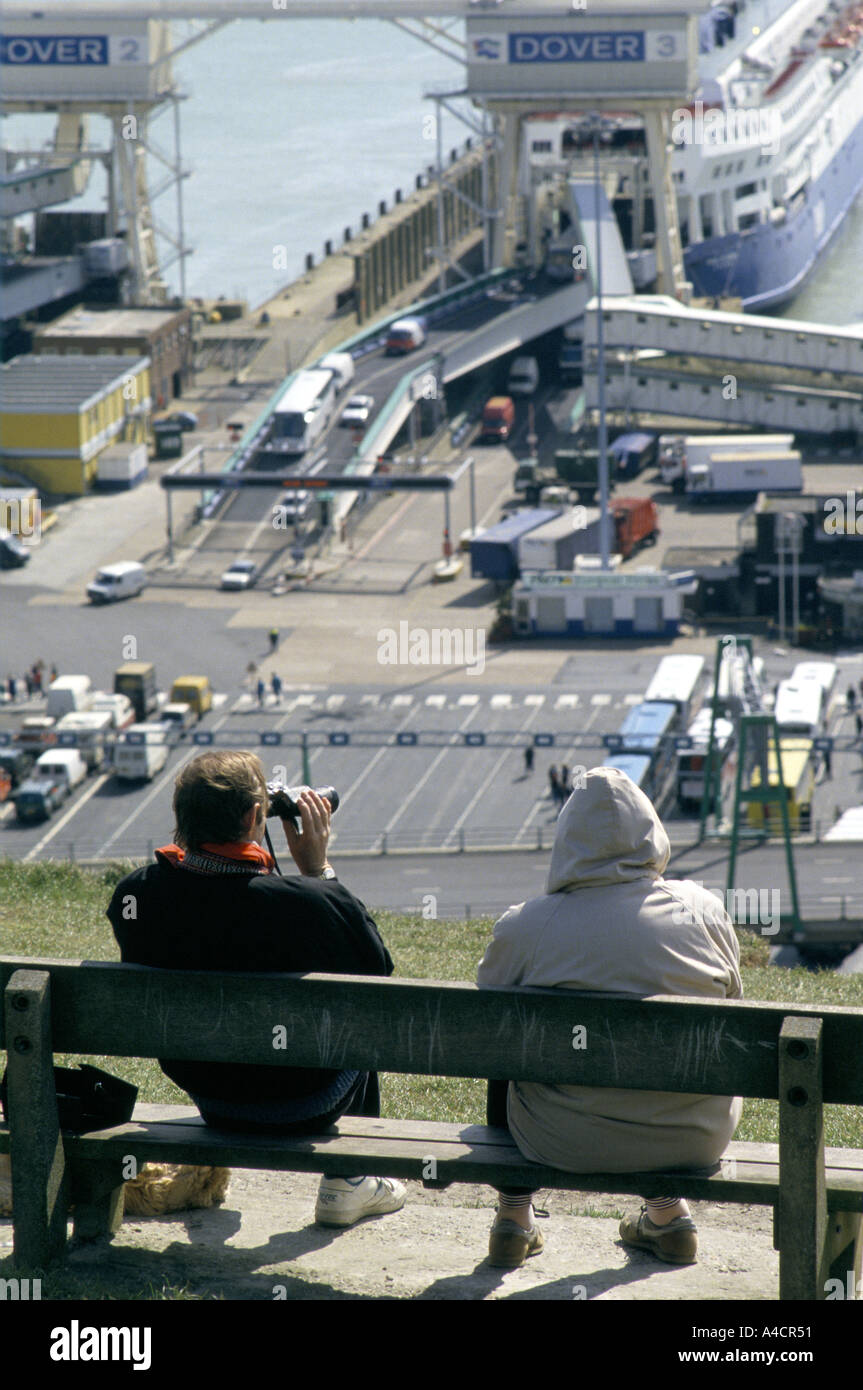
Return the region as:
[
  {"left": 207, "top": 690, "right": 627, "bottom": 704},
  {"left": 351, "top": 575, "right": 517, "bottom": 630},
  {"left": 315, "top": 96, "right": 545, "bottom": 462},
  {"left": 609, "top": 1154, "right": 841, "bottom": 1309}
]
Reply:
[{"left": 173, "top": 750, "right": 268, "bottom": 849}]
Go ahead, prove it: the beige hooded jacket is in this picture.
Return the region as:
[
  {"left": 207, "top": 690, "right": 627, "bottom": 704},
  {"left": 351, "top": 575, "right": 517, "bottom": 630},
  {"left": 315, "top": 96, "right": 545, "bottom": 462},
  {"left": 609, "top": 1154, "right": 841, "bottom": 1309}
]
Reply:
[{"left": 477, "top": 765, "right": 743, "bottom": 1173}]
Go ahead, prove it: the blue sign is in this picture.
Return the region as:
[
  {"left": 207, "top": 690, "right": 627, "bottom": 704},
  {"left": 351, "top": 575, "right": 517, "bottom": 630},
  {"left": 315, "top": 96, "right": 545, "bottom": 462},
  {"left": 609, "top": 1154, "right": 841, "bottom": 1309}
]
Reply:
[
  {"left": 0, "top": 732, "right": 11, "bottom": 746},
  {"left": 260, "top": 731, "right": 282, "bottom": 746},
  {"left": 534, "top": 733, "right": 555, "bottom": 747},
  {"left": 674, "top": 736, "right": 694, "bottom": 751},
  {"left": 396, "top": 732, "right": 418, "bottom": 746},
  {"left": 193, "top": 732, "right": 214, "bottom": 745},
  {"left": 603, "top": 734, "right": 623, "bottom": 751},
  {"left": 813, "top": 737, "right": 833, "bottom": 752},
  {"left": 1, "top": 36, "right": 109, "bottom": 65},
  {"left": 126, "top": 732, "right": 145, "bottom": 746},
  {"left": 329, "top": 732, "right": 349, "bottom": 746},
  {"left": 58, "top": 732, "right": 78, "bottom": 747},
  {"left": 464, "top": 733, "right": 486, "bottom": 747},
  {"left": 509, "top": 31, "right": 644, "bottom": 63}
]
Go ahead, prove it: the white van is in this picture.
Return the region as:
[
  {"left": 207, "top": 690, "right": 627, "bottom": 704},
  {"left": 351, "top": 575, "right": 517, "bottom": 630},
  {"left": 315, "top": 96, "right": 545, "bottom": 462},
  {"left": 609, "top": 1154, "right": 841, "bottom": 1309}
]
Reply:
[
  {"left": 45, "top": 675, "right": 93, "bottom": 720},
  {"left": 113, "top": 723, "right": 170, "bottom": 781},
  {"left": 318, "top": 352, "right": 355, "bottom": 391},
  {"left": 87, "top": 561, "right": 147, "bottom": 605},
  {"left": 34, "top": 748, "right": 88, "bottom": 792},
  {"left": 507, "top": 356, "right": 540, "bottom": 396},
  {"left": 55, "top": 710, "right": 113, "bottom": 772}
]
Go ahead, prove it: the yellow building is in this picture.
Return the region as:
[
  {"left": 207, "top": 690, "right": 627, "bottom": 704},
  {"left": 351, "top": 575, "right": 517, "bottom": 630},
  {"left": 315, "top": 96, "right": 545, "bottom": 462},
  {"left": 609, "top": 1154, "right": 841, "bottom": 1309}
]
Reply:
[{"left": 0, "top": 354, "right": 151, "bottom": 495}]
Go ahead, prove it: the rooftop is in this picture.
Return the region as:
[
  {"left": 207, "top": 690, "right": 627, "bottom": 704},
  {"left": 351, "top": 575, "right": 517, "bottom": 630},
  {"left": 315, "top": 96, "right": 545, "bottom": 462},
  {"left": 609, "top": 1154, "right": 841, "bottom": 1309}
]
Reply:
[
  {"left": 1, "top": 354, "right": 150, "bottom": 411},
  {"left": 35, "top": 305, "right": 187, "bottom": 339}
]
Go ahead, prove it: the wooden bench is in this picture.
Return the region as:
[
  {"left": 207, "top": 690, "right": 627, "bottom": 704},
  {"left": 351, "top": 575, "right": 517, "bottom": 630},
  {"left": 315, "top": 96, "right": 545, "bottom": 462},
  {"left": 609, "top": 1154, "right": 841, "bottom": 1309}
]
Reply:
[{"left": 1, "top": 954, "right": 862, "bottom": 1301}]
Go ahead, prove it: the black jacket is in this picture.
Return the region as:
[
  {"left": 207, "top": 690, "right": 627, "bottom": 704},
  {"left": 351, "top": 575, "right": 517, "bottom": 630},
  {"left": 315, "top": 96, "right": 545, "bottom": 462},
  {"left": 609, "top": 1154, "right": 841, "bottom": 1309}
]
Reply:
[{"left": 107, "top": 854, "right": 393, "bottom": 1102}]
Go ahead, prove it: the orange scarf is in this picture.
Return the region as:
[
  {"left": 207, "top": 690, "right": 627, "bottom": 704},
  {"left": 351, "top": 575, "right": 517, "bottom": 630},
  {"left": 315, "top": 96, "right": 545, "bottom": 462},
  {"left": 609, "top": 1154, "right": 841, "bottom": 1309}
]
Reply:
[{"left": 156, "top": 840, "right": 275, "bottom": 874}]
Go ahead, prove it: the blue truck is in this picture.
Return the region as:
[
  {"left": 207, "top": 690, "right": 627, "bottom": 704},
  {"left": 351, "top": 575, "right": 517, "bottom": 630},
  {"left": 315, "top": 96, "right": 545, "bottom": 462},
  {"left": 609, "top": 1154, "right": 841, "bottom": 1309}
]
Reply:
[{"left": 470, "top": 508, "right": 561, "bottom": 582}]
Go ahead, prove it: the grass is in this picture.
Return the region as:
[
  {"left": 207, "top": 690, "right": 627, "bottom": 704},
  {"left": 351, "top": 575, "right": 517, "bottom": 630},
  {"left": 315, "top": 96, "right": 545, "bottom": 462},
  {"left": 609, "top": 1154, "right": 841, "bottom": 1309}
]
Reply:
[{"left": 2, "top": 859, "right": 862, "bottom": 1148}]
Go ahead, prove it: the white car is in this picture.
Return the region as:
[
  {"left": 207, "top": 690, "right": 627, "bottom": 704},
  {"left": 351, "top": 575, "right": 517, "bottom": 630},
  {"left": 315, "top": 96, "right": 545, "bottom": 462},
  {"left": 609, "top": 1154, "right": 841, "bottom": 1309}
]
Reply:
[
  {"left": 340, "top": 394, "right": 375, "bottom": 427},
  {"left": 220, "top": 560, "right": 258, "bottom": 590}
]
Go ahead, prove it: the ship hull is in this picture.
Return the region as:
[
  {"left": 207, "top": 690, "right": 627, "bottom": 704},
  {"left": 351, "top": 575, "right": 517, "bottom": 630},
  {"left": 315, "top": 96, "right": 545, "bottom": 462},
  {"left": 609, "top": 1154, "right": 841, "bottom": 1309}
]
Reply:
[{"left": 682, "top": 106, "right": 863, "bottom": 309}]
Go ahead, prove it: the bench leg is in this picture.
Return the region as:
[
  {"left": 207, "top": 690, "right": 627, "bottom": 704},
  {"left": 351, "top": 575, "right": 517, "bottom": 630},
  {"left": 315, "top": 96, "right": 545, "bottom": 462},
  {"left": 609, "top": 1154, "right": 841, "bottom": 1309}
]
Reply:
[
  {"left": 778, "top": 1017, "right": 829, "bottom": 1300},
  {"left": 4, "top": 970, "right": 69, "bottom": 1269},
  {"left": 826, "top": 1212, "right": 863, "bottom": 1300},
  {"left": 68, "top": 1157, "right": 126, "bottom": 1243}
]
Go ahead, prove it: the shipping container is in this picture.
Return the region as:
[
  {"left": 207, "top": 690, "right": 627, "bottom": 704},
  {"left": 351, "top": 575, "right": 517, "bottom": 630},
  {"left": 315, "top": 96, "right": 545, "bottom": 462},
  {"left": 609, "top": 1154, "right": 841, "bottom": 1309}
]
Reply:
[
  {"left": 660, "top": 434, "right": 794, "bottom": 489},
  {"left": 517, "top": 507, "right": 601, "bottom": 572},
  {"left": 686, "top": 449, "right": 803, "bottom": 500},
  {"left": 609, "top": 431, "right": 657, "bottom": 479},
  {"left": 470, "top": 508, "right": 561, "bottom": 582}
]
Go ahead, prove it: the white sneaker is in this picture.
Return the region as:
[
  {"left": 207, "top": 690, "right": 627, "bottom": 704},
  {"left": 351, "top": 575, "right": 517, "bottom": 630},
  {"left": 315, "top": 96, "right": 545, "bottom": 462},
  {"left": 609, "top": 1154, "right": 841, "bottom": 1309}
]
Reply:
[{"left": 315, "top": 1175, "right": 406, "bottom": 1227}]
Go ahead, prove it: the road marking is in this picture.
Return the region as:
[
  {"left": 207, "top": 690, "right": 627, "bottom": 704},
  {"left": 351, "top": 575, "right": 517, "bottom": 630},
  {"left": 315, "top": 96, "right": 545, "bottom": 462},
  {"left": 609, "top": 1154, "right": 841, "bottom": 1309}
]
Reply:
[
  {"left": 326, "top": 694, "right": 345, "bottom": 710},
  {"left": 491, "top": 694, "right": 512, "bottom": 708},
  {"left": 457, "top": 694, "right": 480, "bottom": 706},
  {"left": 425, "top": 694, "right": 447, "bottom": 708},
  {"left": 383, "top": 703, "right": 481, "bottom": 837},
  {"left": 445, "top": 702, "right": 544, "bottom": 847},
  {"left": 361, "top": 694, "right": 380, "bottom": 706},
  {"left": 555, "top": 694, "right": 579, "bottom": 708},
  {"left": 591, "top": 693, "right": 611, "bottom": 705},
  {"left": 524, "top": 694, "right": 545, "bottom": 706},
  {"left": 24, "top": 773, "right": 110, "bottom": 861},
  {"left": 211, "top": 693, "right": 228, "bottom": 708},
  {"left": 391, "top": 694, "right": 413, "bottom": 706},
  {"left": 294, "top": 694, "right": 315, "bottom": 706},
  {"left": 623, "top": 693, "right": 643, "bottom": 705}
]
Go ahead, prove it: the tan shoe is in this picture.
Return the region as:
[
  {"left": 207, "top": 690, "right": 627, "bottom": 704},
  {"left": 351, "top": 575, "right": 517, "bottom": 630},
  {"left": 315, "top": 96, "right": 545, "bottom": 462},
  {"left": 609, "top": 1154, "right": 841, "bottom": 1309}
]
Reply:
[
  {"left": 488, "top": 1217, "right": 545, "bottom": 1268},
  {"left": 619, "top": 1206, "right": 698, "bottom": 1265}
]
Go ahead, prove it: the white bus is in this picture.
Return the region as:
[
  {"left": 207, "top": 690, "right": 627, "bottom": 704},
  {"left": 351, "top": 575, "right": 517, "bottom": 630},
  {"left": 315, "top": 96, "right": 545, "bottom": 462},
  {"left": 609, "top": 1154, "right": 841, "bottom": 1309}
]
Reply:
[
  {"left": 643, "top": 654, "right": 705, "bottom": 726},
  {"left": 270, "top": 369, "right": 337, "bottom": 454},
  {"left": 676, "top": 708, "right": 735, "bottom": 813},
  {"left": 790, "top": 662, "right": 838, "bottom": 707},
  {"left": 773, "top": 678, "right": 825, "bottom": 737},
  {"left": 715, "top": 650, "right": 765, "bottom": 713}
]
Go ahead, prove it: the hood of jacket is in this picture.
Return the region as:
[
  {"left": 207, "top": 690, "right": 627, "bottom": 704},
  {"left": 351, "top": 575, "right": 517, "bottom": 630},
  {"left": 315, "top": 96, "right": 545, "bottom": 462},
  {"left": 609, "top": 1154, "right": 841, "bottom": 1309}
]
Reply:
[{"left": 546, "top": 765, "right": 671, "bottom": 893}]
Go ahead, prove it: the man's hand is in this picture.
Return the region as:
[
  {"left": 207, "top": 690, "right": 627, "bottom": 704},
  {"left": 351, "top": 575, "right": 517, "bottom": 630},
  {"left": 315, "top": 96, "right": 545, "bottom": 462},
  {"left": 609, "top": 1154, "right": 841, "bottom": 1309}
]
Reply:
[{"left": 282, "top": 787, "right": 332, "bottom": 877}]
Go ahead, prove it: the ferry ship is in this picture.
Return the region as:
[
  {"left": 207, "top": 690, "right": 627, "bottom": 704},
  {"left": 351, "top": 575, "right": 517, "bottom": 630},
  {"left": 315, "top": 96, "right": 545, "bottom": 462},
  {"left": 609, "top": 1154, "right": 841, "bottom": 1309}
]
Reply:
[{"left": 523, "top": 0, "right": 863, "bottom": 309}]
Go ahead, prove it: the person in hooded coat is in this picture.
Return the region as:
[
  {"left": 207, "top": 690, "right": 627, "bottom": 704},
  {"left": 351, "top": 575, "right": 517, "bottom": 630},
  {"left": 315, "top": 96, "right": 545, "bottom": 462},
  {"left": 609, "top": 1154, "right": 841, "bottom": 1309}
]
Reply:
[{"left": 477, "top": 765, "right": 742, "bottom": 1269}]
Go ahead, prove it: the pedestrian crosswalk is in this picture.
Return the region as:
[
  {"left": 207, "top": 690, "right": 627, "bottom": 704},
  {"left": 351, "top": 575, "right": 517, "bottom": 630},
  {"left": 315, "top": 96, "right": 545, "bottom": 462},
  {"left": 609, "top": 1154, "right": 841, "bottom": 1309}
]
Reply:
[{"left": 226, "top": 689, "right": 646, "bottom": 715}]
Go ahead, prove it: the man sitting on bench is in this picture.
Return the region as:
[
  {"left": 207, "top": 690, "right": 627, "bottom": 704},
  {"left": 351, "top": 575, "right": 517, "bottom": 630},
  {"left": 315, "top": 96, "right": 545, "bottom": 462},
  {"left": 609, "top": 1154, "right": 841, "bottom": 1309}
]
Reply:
[
  {"left": 477, "top": 765, "right": 742, "bottom": 1269},
  {"left": 106, "top": 749, "right": 405, "bottom": 1229}
]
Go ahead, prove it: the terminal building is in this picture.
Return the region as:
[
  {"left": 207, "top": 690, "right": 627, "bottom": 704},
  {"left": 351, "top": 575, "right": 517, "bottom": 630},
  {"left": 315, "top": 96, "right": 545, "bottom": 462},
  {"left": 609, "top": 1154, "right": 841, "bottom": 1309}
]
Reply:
[
  {"left": 32, "top": 305, "right": 192, "bottom": 411},
  {"left": 0, "top": 353, "right": 151, "bottom": 495}
]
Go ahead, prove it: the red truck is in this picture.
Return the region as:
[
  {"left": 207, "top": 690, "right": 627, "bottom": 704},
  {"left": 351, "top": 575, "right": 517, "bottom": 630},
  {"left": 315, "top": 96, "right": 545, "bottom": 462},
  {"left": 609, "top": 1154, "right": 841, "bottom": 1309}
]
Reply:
[{"left": 611, "top": 497, "right": 659, "bottom": 559}]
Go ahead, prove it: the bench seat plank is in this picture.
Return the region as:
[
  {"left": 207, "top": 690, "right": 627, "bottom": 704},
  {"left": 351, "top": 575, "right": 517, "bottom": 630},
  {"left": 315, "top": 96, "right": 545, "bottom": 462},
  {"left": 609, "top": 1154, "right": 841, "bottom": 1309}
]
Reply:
[{"left": 3, "top": 1112, "right": 861, "bottom": 1210}]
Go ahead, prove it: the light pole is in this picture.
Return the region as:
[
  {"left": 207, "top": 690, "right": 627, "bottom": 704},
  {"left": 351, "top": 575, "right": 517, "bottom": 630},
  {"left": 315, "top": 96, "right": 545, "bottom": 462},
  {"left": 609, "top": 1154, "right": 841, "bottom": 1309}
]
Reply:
[{"left": 590, "top": 111, "right": 611, "bottom": 570}]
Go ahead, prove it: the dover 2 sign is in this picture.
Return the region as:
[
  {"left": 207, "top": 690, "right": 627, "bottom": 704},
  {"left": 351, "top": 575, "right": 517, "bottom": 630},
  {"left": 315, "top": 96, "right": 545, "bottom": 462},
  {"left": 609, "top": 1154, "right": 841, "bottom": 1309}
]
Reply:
[{"left": 467, "top": 14, "right": 696, "bottom": 99}]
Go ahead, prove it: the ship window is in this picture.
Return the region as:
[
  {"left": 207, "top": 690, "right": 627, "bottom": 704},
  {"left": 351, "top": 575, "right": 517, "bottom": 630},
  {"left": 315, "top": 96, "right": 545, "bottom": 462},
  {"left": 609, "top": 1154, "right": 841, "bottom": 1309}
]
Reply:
[
  {"left": 531, "top": 140, "right": 553, "bottom": 153},
  {"left": 764, "top": 331, "right": 773, "bottom": 339},
  {"left": 733, "top": 325, "right": 743, "bottom": 334},
  {"left": 669, "top": 382, "right": 679, "bottom": 391},
  {"left": 829, "top": 402, "right": 838, "bottom": 411},
  {"left": 701, "top": 322, "right": 711, "bottom": 330},
  {"left": 638, "top": 378, "right": 647, "bottom": 387},
  {"left": 828, "top": 337, "right": 838, "bottom": 346},
  {"left": 796, "top": 399, "right": 806, "bottom": 407},
  {"left": 737, "top": 161, "right": 745, "bottom": 173},
  {"left": 796, "top": 333, "right": 806, "bottom": 342},
  {"left": 739, "top": 213, "right": 760, "bottom": 230},
  {"left": 701, "top": 386, "right": 710, "bottom": 395},
  {"left": 637, "top": 315, "right": 647, "bottom": 323},
  {"left": 713, "top": 167, "right": 722, "bottom": 179},
  {"left": 736, "top": 182, "right": 757, "bottom": 198},
  {"left": 765, "top": 394, "right": 774, "bottom": 402}
]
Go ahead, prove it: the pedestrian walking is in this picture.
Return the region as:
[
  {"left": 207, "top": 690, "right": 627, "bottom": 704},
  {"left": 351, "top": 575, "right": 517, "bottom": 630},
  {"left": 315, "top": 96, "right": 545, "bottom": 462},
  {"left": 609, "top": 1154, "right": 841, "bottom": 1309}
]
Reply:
[
  {"left": 859, "top": 677, "right": 863, "bottom": 703},
  {"left": 824, "top": 743, "right": 832, "bottom": 779},
  {"left": 856, "top": 711, "right": 862, "bottom": 740},
  {"left": 6, "top": 675, "right": 16, "bottom": 702},
  {"left": 560, "top": 764, "right": 571, "bottom": 798},
  {"left": 32, "top": 666, "right": 42, "bottom": 694},
  {"left": 49, "top": 664, "right": 58, "bottom": 684},
  {"left": 24, "top": 671, "right": 34, "bottom": 698},
  {"left": 256, "top": 678, "right": 266, "bottom": 707},
  {"left": 548, "top": 766, "right": 561, "bottom": 802},
  {"left": 847, "top": 685, "right": 858, "bottom": 713},
  {"left": 269, "top": 627, "right": 279, "bottom": 653},
  {"left": 271, "top": 672, "right": 283, "bottom": 701},
  {"left": 524, "top": 745, "right": 534, "bottom": 774}
]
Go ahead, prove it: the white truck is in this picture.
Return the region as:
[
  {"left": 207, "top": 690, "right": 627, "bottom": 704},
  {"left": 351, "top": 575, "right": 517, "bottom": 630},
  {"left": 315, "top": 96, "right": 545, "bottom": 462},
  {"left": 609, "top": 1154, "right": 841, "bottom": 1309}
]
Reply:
[
  {"left": 686, "top": 448, "right": 803, "bottom": 501},
  {"left": 659, "top": 434, "right": 795, "bottom": 491},
  {"left": 45, "top": 675, "right": 94, "bottom": 719},
  {"left": 54, "top": 710, "right": 114, "bottom": 772},
  {"left": 112, "top": 723, "right": 170, "bottom": 781}
]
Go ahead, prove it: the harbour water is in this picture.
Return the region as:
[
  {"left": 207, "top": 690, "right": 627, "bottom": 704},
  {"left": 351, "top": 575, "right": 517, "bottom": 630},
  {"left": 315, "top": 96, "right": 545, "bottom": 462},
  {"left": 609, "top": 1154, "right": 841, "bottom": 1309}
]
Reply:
[{"left": 3, "top": 18, "right": 863, "bottom": 323}]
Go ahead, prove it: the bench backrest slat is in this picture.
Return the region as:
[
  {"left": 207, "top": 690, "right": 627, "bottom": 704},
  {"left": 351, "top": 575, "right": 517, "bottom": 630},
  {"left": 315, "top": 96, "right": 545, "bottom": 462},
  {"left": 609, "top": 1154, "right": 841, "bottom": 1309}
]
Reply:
[{"left": 2, "top": 958, "right": 863, "bottom": 1102}]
